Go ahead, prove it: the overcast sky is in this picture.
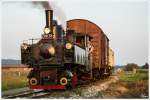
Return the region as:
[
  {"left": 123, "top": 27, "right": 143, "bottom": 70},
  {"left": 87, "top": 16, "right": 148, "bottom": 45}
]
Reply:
[{"left": 2, "top": 0, "right": 149, "bottom": 65}]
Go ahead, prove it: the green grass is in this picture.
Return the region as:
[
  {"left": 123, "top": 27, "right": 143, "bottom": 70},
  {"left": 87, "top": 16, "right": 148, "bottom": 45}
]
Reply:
[
  {"left": 119, "top": 69, "right": 148, "bottom": 82},
  {"left": 118, "top": 68, "right": 149, "bottom": 98},
  {"left": 2, "top": 68, "right": 30, "bottom": 91}
]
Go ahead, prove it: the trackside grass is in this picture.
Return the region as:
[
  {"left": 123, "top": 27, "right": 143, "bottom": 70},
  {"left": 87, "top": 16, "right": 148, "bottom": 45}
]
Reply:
[
  {"left": 2, "top": 67, "right": 30, "bottom": 91},
  {"left": 119, "top": 69, "right": 148, "bottom": 82},
  {"left": 118, "top": 69, "right": 149, "bottom": 98}
]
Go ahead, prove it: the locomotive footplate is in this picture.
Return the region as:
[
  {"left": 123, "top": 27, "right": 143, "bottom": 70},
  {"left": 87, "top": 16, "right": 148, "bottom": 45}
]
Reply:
[{"left": 31, "top": 85, "right": 65, "bottom": 89}]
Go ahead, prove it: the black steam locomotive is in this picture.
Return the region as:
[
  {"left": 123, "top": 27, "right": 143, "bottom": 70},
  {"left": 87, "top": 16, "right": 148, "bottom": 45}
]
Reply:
[{"left": 21, "top": 10, "right": 93, "bottom": 89}]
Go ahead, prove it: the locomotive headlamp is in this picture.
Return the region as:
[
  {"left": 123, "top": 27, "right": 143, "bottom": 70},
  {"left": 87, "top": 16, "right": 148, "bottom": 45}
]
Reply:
[
  {"left": 44, "top": 28, "right": 50, "bottom": 34},
  {"left": 48, "top": 46, "right": 55, "bottom": 55},
  {"left": 66, "top": 43, "right": 72, "bottom": 49}
]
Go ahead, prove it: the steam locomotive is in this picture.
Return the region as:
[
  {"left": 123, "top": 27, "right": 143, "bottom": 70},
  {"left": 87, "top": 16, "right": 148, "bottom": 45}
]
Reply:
[{"left": 21, "top": 10, "right": 112, "bottom": 90}]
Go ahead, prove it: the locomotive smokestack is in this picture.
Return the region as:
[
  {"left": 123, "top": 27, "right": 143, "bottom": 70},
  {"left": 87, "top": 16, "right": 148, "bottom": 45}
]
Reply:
[{"left": 45, "top": 10, "right": 53, "bottom": 34}]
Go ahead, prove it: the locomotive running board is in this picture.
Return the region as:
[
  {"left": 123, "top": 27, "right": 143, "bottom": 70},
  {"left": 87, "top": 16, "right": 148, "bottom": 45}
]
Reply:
[{"left": 31, "top": 85, "right": 65, "bottom": 89}]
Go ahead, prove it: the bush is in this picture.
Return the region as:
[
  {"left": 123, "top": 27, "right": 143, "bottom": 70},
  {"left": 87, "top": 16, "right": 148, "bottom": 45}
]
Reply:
[
  {"left": 125, "top": 63, "right": 139, "bottom": 71},
  {"left": 141, "top": 63, "right": 149, "bottom": 69}
]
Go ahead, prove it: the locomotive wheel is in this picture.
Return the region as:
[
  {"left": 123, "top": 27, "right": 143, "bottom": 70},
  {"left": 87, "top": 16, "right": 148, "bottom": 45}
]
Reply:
[
  {"left": 29, "top": 77, "right": 38, "bottom": 86},
  {"left": 60, "top": 77, "right": 68, "bottom": 86}
]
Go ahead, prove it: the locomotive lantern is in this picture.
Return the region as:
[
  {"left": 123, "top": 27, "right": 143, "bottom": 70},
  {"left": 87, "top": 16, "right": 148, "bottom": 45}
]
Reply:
[
  {"left": 66, "top": 43, "right": 72, "bottom": 49},
  {"left": 44, "top": 28, "right": 50, "bottom": 34}
]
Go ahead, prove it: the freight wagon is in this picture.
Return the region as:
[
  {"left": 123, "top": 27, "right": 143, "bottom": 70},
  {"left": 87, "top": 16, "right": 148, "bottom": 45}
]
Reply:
[{"left": 67, "top": 19, "right": 111, "bottom": 78}]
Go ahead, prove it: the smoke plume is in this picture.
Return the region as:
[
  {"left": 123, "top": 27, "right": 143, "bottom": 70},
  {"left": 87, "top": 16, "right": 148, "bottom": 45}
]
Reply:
[
  {"left": 32, "top": 1, "right": 67, "bottom": 29},
  {"left": 32, "top": 1, "right": 52, "bottom": 10}
]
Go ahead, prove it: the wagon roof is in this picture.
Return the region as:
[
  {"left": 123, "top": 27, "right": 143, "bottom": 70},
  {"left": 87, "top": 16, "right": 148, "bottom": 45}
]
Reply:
[{"left": 67, "top": 19, "right": 109, "bottom": 40}]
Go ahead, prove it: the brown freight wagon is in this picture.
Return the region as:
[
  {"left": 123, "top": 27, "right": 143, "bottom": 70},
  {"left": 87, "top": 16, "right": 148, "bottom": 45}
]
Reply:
[
  {"left": 108, "top": 48, "right": 115, "bottom": 67},
  {"left": 67, "top": 19, "right": 110, "bottom": 78}
]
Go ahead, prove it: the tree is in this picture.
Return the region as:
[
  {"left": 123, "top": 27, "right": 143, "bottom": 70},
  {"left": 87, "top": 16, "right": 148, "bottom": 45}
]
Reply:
[
  {"left": 142, "top": 63, "right": 149, "bottom": 69},
  {"left": 125, "top": 63, "right": 139, "bottom": 71}
]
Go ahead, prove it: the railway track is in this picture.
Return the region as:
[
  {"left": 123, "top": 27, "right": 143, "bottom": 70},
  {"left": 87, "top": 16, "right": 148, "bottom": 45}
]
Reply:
[
  {"left": 29, "top": 92, "right": 51, "bottom": 98},
  {"left": 2, "top": 88, "right": 60, "bottom": 99},
  {"left": 2, "top": 89, "right": 45, "bottom": 99},
  {"left": 3, "top": 90, "right": 62, "bottom": 99}
]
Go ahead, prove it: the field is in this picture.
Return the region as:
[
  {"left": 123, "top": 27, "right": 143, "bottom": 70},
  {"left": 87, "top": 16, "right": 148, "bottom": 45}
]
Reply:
[
  {"left": 2, "top": 66, "right": 30, "bottom": 91},
  {"left": 100, "top": 68, "right": 149, "bottom": 98},
  {"left": 2, "top": 66, "right": 149, "bottom": 98},
  {"left": 118, "top": 69, "right": 149, "bottom": 98},
  {"left": 119, "top": 69, "right": 148, "bottom": 81}
]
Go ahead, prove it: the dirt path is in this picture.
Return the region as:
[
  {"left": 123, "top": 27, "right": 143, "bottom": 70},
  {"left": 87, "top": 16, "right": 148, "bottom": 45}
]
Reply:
[{"left": 47, "top": 75, "right": 119, "bottom": 99}]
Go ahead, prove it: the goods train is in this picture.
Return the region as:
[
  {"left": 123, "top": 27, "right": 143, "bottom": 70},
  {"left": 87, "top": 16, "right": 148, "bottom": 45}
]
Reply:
[{"left": 21, "top": 10, "right": 114, "bottom": 90}]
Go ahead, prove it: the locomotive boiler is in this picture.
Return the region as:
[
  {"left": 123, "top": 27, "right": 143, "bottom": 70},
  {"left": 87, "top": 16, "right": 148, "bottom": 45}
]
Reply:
[{"left": 21, "top": 10, "right": 93, "bottom": 89}]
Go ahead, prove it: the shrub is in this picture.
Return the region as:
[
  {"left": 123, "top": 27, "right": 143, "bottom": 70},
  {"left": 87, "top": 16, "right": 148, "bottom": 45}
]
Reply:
[{"left": 125, "top": 63, "right": 139, "bottom": 71}]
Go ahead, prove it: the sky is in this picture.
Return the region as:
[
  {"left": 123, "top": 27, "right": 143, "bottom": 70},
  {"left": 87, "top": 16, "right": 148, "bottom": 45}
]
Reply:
[{"left": 1, "top": 0, "right": 149, "bottom": 66}]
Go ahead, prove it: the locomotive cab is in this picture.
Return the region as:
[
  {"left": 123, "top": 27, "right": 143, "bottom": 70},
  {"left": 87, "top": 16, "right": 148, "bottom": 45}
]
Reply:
[{"left": 65, "top": 31, "right": 93, "bottom": 79}]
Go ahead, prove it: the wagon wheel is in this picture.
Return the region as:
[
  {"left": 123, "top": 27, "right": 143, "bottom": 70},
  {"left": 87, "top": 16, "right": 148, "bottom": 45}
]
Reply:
[{"left": 92, "top": 69, "right": 101, "bottom": 80}]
